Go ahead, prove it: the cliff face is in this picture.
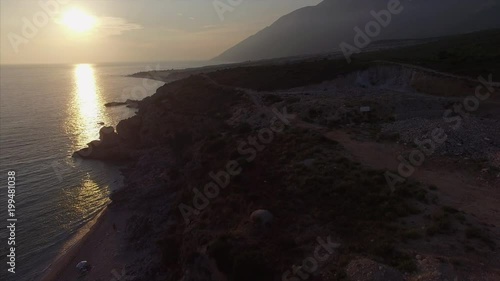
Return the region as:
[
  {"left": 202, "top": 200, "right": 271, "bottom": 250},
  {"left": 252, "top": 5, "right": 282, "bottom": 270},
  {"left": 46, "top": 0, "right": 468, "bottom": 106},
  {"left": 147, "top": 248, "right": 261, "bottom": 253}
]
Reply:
[{"left": 213, "top": 0, "right": 500, "bottom": 62}]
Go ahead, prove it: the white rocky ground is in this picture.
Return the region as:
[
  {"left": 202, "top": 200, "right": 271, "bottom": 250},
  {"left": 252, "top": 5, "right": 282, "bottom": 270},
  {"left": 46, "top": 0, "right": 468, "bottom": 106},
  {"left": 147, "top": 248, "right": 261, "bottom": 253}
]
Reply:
[{"left": 262, "top": 64, "right": 500, "bottom": 166}]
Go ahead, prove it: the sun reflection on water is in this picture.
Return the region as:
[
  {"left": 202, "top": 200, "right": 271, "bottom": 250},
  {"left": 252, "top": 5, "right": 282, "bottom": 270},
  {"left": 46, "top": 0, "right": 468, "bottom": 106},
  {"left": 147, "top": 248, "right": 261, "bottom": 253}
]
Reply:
[
  {"left": 67, "top": 174, "right": 110, "bottom": 223},
  {"left": 67, "top": 64, "right": 109, "bottom": 150},
  {"left": 59, "top": 172, "right": 110, "bottom": 232},
  {"left": 75, "top": 64, "right": 98, "bottom": 122},
  {"left": 60, "top": 64, "right": 113, "bottom": 230}
]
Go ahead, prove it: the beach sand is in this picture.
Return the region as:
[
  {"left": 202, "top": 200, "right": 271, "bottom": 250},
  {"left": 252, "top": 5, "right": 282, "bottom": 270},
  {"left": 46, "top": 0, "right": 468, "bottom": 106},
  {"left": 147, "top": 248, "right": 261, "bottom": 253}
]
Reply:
[{"left": 39, "top": 206, "right": 130, "bottom": 281}]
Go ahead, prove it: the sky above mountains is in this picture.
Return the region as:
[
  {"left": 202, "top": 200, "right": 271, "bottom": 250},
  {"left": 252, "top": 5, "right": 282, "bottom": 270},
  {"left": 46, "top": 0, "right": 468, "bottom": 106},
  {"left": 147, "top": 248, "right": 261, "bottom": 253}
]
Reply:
[
  {"left": 0, "top": 0, "right": 321, "bottom": 64},
  {"left": 2, "top": 0, "right": 499, "bottom": 65}
]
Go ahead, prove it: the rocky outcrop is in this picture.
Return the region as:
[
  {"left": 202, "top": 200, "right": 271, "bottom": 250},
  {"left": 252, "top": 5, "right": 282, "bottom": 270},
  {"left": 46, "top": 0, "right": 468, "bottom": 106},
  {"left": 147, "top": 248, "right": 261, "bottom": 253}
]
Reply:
[
  {"left": 99, "top": 126, "right": 120, "bottom": 147},
  {"left": 104, "top": 99, "right": 139, "bottom": 108},
  {"left": 73, "top": 126, "right": 133, "bottom": 161},
  {"left": 116, "top": 115, "right": 142, "bottom": 147},
  {"left": 74, "top": 75, "right": 245, "bottom": 163}
]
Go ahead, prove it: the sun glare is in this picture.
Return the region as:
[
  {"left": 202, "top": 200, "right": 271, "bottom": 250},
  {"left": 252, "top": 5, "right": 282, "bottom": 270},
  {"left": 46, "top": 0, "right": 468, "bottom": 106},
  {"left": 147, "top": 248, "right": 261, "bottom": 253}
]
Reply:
[{"left": 61, "top": 9, "right": 96, "bottom": 33}]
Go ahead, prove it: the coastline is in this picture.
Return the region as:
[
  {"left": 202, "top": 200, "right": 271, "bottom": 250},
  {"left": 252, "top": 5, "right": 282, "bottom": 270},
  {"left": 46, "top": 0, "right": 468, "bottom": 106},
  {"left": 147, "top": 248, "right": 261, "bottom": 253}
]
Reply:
[
  {"left": 39, "top": 203, "right": 130, "bottom": 281},
  {"left": 39, "top": 207, "right": 109, "bottom": 281},
  {"left": 39, "top": 164, "right": 127, "bottom": 280}
]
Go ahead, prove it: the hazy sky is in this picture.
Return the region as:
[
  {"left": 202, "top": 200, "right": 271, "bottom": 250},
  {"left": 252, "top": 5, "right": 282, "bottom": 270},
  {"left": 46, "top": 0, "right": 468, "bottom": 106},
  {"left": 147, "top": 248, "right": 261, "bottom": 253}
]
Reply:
[{"left": 0, "top": 0, "right": 323, "bottom": 64}]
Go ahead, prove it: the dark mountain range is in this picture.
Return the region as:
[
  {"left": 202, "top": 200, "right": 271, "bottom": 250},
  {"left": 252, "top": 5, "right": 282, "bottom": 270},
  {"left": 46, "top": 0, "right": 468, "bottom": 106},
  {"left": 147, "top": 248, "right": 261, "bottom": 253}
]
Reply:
[{"left": 213, "top": 0, "right": 500, "bottom": 62}]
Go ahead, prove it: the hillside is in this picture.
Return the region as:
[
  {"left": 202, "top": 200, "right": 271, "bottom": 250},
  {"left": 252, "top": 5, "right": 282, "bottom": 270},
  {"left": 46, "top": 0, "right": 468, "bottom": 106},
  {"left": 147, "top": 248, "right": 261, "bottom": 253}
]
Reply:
[
  {"left": 213, "top": 0, "right": 500, "bottom": 62},
  {"left": 134, "top": 30, "right": 500, "bottom": 88}
]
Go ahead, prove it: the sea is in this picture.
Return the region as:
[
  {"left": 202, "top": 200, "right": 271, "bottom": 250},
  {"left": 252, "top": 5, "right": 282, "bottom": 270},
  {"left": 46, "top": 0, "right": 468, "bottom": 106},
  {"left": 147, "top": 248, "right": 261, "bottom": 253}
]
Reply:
[{"left": 0, "top": 61, "right": 207, "bottom": 281}]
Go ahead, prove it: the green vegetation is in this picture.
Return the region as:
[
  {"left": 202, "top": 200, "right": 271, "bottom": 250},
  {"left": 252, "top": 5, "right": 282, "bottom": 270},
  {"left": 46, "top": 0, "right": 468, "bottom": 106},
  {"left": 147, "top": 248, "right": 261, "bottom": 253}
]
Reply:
[
  {"left": 401, "top": 229, "right": 424, "bottom": 240},
  {"left": 208, "top": 59, "right": 371, "bottom": 91},
  {"left": 260, "top": 129, "right": 426, "bottom": 270},
  {"left": 465, "top": 226, "right": 496, "bottom": 249},
  {"left": 207, "top": 29, "right": 500, "bottom": 92},
  {"left": 442, "top": 206, "right": 459, "bottom": 214},
  {"left": 357, "top": 29, "right": 500, "bottom": 78},
  {"left": 426, "top": 212, "right": 454, "bottom": 236}
]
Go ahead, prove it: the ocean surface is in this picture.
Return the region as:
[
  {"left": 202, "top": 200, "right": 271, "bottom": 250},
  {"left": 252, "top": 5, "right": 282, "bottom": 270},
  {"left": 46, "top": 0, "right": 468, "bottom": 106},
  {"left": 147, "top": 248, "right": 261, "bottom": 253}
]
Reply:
[{"left": 0, "top": 61, "right": 206, "bottom": 281}]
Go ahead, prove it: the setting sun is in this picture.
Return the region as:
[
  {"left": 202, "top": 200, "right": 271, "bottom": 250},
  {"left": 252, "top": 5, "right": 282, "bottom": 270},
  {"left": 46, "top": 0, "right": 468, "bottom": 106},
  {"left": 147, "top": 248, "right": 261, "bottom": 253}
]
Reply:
[{"left": 61, "top": 9, "right": 96, "bottom": 33}]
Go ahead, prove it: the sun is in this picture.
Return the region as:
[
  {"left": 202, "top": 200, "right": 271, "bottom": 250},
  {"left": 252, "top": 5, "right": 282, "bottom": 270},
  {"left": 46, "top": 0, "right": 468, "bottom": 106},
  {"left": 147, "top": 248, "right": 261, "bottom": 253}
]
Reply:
[{"left": 61, "top": 9, "right": 96, "bottom": 33}]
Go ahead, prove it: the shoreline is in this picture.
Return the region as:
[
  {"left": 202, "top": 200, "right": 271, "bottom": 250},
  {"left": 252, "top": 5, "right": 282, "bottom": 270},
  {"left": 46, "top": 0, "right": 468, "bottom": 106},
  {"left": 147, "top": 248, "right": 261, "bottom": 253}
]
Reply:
[
  {"left": 38, "top": 202, "right": 131, "bottom": 281},
  {"left": 39, "top": 206, "right": 109, "bottom": 281},
  {"left": 39, "top": 164, "right": 126, "bottom": 280}
]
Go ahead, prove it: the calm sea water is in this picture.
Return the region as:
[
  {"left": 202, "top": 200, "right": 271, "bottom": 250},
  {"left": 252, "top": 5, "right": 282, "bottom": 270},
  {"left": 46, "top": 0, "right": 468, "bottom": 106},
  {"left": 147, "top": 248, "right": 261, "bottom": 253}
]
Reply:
[{"left": 0, "top": 61, "right": 206, "bottom": 281}]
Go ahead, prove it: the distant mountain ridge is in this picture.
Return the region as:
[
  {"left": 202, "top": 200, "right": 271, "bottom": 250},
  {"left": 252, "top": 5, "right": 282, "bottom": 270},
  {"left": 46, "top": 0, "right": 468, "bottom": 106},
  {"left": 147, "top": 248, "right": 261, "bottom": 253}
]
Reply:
[{"left": 213, "top": 0, "right": 500, "bottom": 62}]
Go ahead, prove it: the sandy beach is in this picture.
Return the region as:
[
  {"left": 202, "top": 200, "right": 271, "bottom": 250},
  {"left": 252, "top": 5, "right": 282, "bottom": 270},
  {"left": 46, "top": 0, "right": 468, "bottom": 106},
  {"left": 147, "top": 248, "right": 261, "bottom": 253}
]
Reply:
[{"left": 39, "top": 206, "right": 130, "bottom": 281}]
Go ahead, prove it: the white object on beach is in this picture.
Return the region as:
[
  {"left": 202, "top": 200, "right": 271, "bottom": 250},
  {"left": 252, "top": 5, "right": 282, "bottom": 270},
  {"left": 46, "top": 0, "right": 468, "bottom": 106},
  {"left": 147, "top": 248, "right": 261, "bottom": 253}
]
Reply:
[{"left": 76, "top": 261, "right": 90, "bottom": 272}]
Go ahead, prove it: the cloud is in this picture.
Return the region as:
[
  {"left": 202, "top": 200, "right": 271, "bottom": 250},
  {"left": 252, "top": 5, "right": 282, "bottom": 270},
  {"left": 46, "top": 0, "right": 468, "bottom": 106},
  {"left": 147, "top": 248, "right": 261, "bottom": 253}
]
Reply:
[{"left": 96, "top": 17, "right": 142, "bottom": 36}]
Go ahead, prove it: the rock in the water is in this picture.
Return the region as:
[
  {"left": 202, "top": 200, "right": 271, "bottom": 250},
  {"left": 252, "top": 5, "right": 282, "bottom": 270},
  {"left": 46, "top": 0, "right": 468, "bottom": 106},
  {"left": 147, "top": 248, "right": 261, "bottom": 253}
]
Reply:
[
  {"left": 250, "top": 209, "right": 273, "bottom": 226},
  {"left": 105, "top": 101, "right": 127, "bottom": 107},
  {"left": 104, "top": 99, "right": 139, "bottom": 108}
]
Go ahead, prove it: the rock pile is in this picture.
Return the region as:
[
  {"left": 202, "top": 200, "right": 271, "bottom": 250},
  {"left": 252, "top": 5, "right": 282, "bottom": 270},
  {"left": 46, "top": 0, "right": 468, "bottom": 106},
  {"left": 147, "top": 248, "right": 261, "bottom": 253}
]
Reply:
[{"left": 381, "top": 117, "right": 500, "bottom": 162}]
